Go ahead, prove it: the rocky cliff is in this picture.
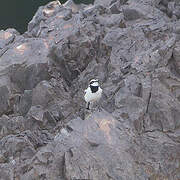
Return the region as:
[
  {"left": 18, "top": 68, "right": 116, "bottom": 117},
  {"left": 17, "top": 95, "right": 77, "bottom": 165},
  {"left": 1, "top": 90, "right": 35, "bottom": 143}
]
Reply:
[{"left": 0, "top": 0, "right": 180, "bottom": 179}]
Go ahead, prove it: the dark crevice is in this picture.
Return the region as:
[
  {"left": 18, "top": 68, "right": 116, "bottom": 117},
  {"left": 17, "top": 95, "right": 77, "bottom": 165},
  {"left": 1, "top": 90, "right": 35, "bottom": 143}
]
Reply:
[
  {"left": 62, "top": 153, "right": 66, "bottom": 179},
  {"left": 142, "top": 74, "right": 153, "bottom": 133},
  {"left": 66, "top": 125, "right": 73, "bottom": 133},
  {"left": 166, "top": 133, "right": 180, "bottom": 144},
  {"left": 0, "top": 48, "right": 9, "bottom": 58},
  {"left": 143, "top": 128, "right": 172, "bottom": 135},
  {"left": 146, "top": 91, "right": 152, "bottom": 114}
]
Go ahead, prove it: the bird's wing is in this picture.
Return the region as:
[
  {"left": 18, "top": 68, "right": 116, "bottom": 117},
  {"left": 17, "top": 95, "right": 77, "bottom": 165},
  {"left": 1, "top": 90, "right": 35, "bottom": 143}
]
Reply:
[{"left": 84, "top": 87, "right": 90, "bottom": 94}]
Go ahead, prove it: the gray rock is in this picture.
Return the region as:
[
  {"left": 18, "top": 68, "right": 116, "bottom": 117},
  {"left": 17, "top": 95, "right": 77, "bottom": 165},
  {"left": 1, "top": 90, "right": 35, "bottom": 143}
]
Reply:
[
  {"left": 63, "top": 9, "right": 72, "bottom": 21},
  {"left": 173, "top": 41, "right": 180, "bottom": 72},
  {"left": 28, "top": 1, "right": 61, "bottom": 37},
  {"left": 157, "top": 0, "right": 180, "bottom": 19},
  {"left": 174, "top": 7, "right": 180, "bottom": 19},
  {"left": 0, "top": 168, "right": 13, "bottom": 180},
  {"left": 13, "top": 90, "right": 32, "bottom": 116},
  {"left": 94, "top": 0, "right": 111, "bottom": 7},
  {"left": 20, "top": 130, "right": 53, "bottom": 148},
  {"left": 0, "top": 115, "right": 25, "bottom": 138},
  {"left": 167, "top": 2, "right": 175, "bottom": 17},
  {"left": 0, "top": 86, "right": 9, "bottom": 116},
  {"left": 48, "top": 20, "right": 108, "bottom": 85},
  {"left": 63, "top": 0, "right": 82, "bottom": 13},
  {"left": 145, "top": 78, "right": 180, "bottom": 132},
  {"left": 20, "top": 111, "right": 136, "bottom": 179},
  {"left": 8, "top": 41, "right": 51, "bottom": 91},
  {"left": 32, "top": 80, "right": 54, "bottom": 108},
  {"left": 109, "top": 2, "right": 121, "bottom": 14},
  {"left": 18, "top": 110, "right": 180, "bottom": 179},
  {"left": 26, "top": 105, "right": 58, "bottom": 130},
  {"left": 0, "top": 0, "right": 180, "bottom": 179},
  {"left": 0, "top": 134, "right": 36, "bottom": 161},
  {"left": 123, "top": 8, "right": 143, "bottom": 20},
  {"left": 0, "top": 38, "right": 51, "bottom": 93},
  {"left": 97, "top": 14, "right": 126, "bottom": 28},
  {"left": 174, "top": 21, "right": 180, "bottom": 34},
  {"left": 26, "top": 105, "right": 45, "bottom": 127},
  {"left": 43, "top": 111, "right": 57, "bottom": 127},
  {"left": 0, "top": 29, "right": 16, "bottom": 49},
  {"left": 114, "top": 85, "right": 146, "bottom": 132}
]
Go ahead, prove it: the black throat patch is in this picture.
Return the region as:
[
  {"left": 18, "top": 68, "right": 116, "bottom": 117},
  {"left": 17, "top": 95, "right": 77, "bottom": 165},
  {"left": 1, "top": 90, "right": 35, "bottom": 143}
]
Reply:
[{"left": 90, "top": 85, "right": 99, "bottom": 93}]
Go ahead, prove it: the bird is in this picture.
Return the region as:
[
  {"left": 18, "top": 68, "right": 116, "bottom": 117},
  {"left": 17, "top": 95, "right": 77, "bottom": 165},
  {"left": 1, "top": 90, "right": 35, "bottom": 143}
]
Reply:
[{"left": 84, "top": 79, "right": 102, "bottom": 110}]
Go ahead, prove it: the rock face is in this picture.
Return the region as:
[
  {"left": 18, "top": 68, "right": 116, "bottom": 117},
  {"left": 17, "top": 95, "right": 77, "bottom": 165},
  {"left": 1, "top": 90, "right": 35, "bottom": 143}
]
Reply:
[{"left": 0, "top": 0, "right": 180, "bottom": 179}]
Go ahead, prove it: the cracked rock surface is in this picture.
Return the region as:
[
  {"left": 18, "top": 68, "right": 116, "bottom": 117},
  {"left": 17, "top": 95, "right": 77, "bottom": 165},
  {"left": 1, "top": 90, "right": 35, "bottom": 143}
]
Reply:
[{"left": 0, "top": 0, "right": 180, "bottom": 179}]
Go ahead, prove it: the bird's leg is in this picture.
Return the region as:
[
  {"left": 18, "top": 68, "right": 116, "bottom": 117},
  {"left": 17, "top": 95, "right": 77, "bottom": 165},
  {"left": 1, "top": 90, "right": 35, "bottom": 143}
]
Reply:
[{"left": 86, "top": 102, "right": 90, "bottom": 110}]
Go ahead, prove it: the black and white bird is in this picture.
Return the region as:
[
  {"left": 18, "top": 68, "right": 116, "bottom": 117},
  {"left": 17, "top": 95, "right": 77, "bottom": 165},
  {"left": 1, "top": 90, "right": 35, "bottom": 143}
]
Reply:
[{"left": 84, "top": 79, "right": 102, "bottom": 110}]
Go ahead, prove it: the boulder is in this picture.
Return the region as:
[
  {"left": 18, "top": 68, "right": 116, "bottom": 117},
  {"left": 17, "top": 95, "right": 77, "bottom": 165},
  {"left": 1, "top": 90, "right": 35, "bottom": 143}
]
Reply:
[
  {"left": 0, "top": 38, "right": 51, "bottom": 93},
  {"left": 26, "top": 105, "right": 58, "bottom": 130},
  {"left": 0, "top": 134, "right": 36, "bottom": 162},
  {"left": 32, "top": 80, "right": 55, "bottom": 108},
  {"left": 16, "top": 110, "right": 180, "bottom": 179},
  {"left": 123, "top": 8, "right": 143, "bottom": 20},
  {"left": 146, "top": 78, "right": 180, "bottom": 132},
  {"left": 8, "top": 39, "right": 51, "bottom": 91}
]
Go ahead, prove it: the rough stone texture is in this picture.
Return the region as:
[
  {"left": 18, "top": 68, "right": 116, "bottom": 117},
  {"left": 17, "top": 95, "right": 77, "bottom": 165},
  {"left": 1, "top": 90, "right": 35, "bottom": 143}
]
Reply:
[
  {"left": 0, "top": 0, "right": 180, "bottom": 179},
  {"left": 13, "top": 90, "right": 32, "bottom": 116},
  {"left": 0, "top": 115, "right": 25, "bottom": 138},
  {"left": 157, "top": 0, "right": 180, "bottom": 19},
  {"left": 32, "top": 80, "right": 55, "bottom": 108},
  {"left": 0, "top": 86, "right": 9, "bottom": 116},
  {"left": 173, "top": 40, "right": 180, "bottom": 72}
]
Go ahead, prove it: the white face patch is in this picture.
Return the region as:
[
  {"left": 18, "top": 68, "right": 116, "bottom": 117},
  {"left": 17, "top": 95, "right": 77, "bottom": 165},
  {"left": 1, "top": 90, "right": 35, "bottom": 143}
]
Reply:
[
  {"left": 89, "top": 79, "right": 99, "bottom": 86},
  {"left": 90, "top": 81, "right": 99, "bottom": 86}
]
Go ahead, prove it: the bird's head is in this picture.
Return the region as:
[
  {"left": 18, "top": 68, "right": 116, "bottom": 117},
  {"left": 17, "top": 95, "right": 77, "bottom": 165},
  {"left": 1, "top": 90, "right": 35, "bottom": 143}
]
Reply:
[{"left": 89, "top": 79, "right": 99, "bottom": 87}]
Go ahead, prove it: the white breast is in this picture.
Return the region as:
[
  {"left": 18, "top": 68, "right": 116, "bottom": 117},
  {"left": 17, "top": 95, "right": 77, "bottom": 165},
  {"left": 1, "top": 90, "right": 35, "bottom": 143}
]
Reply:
[{"left": 84, "top": 87, "right": 102, "bottom": 103}]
